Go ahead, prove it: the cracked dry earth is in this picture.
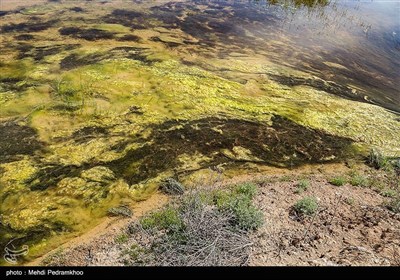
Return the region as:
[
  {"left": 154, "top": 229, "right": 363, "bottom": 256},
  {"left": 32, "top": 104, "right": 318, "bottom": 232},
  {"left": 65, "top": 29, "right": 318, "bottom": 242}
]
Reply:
[{"left": 250, "top": 176, "right": 400, "bottom": 266}]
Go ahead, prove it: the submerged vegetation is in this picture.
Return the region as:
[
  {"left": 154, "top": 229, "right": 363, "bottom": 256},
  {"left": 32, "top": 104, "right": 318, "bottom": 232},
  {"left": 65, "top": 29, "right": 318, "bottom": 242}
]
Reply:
[
  {"left": 0, "top": 0, "right": 399, "bottom": 264},
  {"left": 267, "top": 0, "right": 329, "bottom": 8}
]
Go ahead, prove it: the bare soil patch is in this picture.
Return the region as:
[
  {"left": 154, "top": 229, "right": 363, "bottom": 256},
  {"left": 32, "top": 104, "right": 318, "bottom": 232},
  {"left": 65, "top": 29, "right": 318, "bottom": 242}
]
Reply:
[{"left": 250, "top": 175, "right": 400, "bottom": 266}]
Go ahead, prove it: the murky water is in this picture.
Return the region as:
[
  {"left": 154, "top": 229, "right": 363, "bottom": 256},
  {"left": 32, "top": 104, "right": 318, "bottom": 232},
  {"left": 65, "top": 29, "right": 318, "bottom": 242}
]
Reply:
[{"left": 0, "top": 0, "right": 399, "bottom": 264}]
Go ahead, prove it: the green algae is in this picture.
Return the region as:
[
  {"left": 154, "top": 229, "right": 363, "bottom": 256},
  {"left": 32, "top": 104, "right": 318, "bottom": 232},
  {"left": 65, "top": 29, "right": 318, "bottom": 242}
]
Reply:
[
  {"left": 0, "top": 0, "right": 399, "bottom": 264},
  {"left": 267, "top": 0, "right": 329, "bottom": 8},
  {"left": 1, "top": 53, "right": 398, "bottom": 262},
  {"left": 0, "top": 122, "right": 44, "bottom": 163},
  {"left": 19, "top": 5, "right": 55, "bottom": 16},
  {"left": 0, "top": 61, "right": 30, "bottom": 83}
]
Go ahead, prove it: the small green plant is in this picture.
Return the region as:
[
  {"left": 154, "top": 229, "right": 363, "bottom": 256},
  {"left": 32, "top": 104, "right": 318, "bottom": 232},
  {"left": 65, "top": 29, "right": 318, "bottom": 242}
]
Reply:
[
  {"left": 294, "top": 179, "right": 309, "bottom": 193},
  {"left": 349, "top": 173, "right": 369, "bottom": 187},
  {"left": 344, "top": 197, "right": 355, "bottom": 206},
  {"left": 329, "top": 176, "right": 346, "bottom": 186},
  {"left": 381, "top": 189, "right": 396, "bottom": 198},
  {"left": 140, "top": 207, "right": 184, "bottom": 232},
  {"left": 293, "top": 197, "right": 318, "bottom": 216},
  {"left": 234, "top": 182, "right": 257, "bottom": 198},
  {"left": 122, "top": 244, "right": 146, "bottom": 265},
  {"left": 367, "top": 148, "right": 389, "bottom": 169},
  {"left": 214, "top": 183, "right": 263, "bottom": 230},
  {"left": 386, "top": 196, "right": 400, "bottom": 213},
  {"left": 115, "top": 233, "right": 129, "bottom": 244},
  {"left": 229, "top": 196, "right": 263, "bottom": 230}
]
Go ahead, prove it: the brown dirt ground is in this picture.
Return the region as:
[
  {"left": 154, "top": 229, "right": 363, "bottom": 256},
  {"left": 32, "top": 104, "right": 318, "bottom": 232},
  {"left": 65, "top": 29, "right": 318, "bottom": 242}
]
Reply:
[
  {"left": 27, "top": 163, "right": 400, "bottom": 266},
  {"left": 250, "top": 175, "right": 400, "bottom": 266}
]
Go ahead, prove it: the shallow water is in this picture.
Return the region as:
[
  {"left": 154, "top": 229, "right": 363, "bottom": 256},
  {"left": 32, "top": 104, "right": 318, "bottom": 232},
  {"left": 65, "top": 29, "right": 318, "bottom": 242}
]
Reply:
[{"left": 0, "top": 0, "right": 399, "bottom": 264}]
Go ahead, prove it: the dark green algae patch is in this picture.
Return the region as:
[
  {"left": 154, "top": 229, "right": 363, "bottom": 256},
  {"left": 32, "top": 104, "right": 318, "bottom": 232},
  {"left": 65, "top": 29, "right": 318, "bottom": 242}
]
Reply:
[
  {"left": 2, "top": 115, "right": 356, "bottom": 191},
  {"left": 108, "top": 115, "right": 355, "bottom": 185},
  {"left": 0, "top": 121, "right": 44, "bottom": 164}
]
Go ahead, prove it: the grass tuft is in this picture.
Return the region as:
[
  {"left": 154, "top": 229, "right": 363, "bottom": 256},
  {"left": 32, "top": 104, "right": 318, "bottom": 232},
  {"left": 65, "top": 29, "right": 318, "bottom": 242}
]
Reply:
[
  {"left": 293, "top": 197, "right": 318, "bottom": 216},
  {"left": 329, "top": 176, "right": 346, "bottom": 186},
  {"left": 294, "top": 179, "right": 309, "bottom": 193}
]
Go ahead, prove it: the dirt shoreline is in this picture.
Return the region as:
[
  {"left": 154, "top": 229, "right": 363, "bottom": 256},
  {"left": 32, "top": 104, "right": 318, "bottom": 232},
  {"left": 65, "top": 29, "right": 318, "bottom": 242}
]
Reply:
[
  {"left": 26, "top": 193, "right": 169, "bottom": 266},
  {"left": 27, "top": 163, "right": 400, "bottom": 266}
]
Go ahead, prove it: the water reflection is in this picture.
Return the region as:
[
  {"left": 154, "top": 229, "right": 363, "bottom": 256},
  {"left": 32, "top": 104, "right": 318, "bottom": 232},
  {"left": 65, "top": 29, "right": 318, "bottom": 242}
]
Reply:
[
  {"left": 0, "top": 1, "right": 398, "bottom": 110},
  {"left": 175, "top": 0, "right": 400, "bottom": 112}
]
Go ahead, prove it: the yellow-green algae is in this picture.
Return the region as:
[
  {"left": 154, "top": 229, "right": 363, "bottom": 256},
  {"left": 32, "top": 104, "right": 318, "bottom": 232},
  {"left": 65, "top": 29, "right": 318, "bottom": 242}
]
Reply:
[
  {"left": 1, "top": 55, "right": 399, "bottom": 262},
  {"left": 0, "top": 0, "right": 399, "bottom": 264}
]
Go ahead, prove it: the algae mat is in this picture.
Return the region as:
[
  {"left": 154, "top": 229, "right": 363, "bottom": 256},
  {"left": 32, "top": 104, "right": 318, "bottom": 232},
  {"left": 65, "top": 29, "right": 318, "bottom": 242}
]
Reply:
[{"left": 0, "top": 0, "right": 399, "bottom": 264}]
